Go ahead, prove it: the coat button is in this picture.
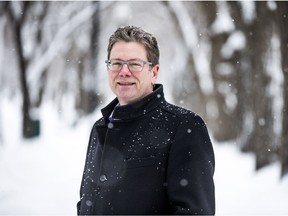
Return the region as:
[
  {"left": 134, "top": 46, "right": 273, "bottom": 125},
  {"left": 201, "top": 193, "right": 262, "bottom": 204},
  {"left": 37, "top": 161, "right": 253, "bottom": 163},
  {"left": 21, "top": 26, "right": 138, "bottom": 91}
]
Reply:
[{"left": 99, "top": 174, "right": 107, "bottom": 182}]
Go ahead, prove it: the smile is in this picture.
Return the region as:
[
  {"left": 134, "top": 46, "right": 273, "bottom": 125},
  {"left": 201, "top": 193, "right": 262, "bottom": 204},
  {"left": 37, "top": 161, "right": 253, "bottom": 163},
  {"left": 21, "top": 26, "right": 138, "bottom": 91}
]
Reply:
[{"left": 117, "top": 82, "right": 135, "bottom": 86}]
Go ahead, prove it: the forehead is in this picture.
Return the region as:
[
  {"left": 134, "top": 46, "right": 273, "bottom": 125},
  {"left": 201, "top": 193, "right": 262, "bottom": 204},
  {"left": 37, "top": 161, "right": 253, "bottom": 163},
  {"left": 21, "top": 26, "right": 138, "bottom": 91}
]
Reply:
[{"left": 110, "top": 41, "right": 147, "bottom": 60}]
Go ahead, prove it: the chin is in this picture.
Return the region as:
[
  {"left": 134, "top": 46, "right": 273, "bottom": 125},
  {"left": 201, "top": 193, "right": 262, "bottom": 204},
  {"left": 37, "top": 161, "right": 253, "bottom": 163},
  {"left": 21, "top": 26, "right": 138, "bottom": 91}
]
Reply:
[{"left": 118, "top": 96, "right": 138, "bottom": 105}]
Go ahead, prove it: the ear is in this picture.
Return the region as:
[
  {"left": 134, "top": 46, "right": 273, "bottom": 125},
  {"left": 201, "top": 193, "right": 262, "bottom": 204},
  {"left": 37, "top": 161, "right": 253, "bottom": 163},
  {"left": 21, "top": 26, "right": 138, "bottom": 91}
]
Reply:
[{"left": 151, "top": 64, "right": 159, "bottom": 85}]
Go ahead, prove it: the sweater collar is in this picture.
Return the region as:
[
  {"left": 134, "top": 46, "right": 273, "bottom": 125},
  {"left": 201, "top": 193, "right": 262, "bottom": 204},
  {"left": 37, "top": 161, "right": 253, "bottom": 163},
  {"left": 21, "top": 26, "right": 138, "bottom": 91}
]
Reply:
[{"left": 101, "top": 84, "right": 165, "bottom": 123}]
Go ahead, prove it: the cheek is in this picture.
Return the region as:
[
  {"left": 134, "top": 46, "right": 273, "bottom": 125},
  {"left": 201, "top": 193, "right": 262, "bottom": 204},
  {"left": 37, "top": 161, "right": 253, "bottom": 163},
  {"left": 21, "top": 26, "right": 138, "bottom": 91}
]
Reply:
[
  {"left": 108, "top": 75, "right": 116, "bottom": 88},
  {"left": 109, "top": 73, "right": 116, "bottom": 82},
  {"left": 139, "top": 76, "right": 153, "bottom": 89}
]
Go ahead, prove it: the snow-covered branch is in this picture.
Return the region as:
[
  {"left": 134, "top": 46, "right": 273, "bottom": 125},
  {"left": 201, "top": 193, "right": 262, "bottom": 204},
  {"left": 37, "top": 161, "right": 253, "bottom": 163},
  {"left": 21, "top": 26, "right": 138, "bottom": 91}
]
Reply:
[
  {"left": 27, "top": 4, "right": 95, "bottom": 92},
  {"left": 168, "top": 1, "right": 214, "bottom": 95}
]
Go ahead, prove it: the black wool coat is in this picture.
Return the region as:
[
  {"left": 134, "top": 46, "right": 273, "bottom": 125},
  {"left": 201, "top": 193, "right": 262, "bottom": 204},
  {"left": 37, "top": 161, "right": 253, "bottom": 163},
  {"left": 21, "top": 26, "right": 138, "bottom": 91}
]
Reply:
[{"left": 77, "top": 84, "right": 215, "bottom": 215}]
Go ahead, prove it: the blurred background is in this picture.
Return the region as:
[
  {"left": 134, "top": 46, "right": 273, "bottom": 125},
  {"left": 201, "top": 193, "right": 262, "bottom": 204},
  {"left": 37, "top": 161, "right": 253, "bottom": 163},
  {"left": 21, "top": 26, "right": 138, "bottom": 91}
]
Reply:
[{"left": 0, "top": 1, "right": 288, "bottom": 215}]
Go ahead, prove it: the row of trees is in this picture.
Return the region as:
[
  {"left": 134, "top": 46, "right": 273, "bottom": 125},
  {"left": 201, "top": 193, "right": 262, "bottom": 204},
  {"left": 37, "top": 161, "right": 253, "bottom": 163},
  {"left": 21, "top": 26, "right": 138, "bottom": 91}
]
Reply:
[
  {"left": 0, "top": 1, "right": 287, "bottom": 177},
  {"left": 1, "top": 1, "right": 102, "bottom": 137},
  {"left": 164, "top": 1, "right": 288, "bottom": 177}
]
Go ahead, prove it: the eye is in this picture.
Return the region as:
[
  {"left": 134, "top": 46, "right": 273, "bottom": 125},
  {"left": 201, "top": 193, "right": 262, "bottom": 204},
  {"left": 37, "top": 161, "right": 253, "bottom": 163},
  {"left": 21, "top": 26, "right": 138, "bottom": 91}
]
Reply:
[
  {"left": 129, "top": 61, "right": 142, "bottom": 67},
  {"left": 111, "top": 61, "right": 122, "bottom": 66}
]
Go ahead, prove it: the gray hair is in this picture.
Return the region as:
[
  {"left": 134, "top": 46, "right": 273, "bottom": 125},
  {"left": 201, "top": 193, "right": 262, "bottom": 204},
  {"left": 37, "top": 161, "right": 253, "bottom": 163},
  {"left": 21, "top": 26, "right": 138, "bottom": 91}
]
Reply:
[{"left": 107, "top": 26, "right": 160, "bottom": 66}]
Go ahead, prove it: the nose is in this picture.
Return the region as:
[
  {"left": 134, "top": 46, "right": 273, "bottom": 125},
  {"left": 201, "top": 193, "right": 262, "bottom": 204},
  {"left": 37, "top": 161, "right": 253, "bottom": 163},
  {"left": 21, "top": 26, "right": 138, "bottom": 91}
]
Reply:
[{"left": 118, "top": 63, "right": 132, "bottom": 77}]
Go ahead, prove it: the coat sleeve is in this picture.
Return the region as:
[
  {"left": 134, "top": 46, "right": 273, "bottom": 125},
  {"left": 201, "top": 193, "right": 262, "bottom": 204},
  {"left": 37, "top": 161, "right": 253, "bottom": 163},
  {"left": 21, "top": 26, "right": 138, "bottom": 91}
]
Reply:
[{"left": 166, "top": 114, "right": 215, "bottom": 215}]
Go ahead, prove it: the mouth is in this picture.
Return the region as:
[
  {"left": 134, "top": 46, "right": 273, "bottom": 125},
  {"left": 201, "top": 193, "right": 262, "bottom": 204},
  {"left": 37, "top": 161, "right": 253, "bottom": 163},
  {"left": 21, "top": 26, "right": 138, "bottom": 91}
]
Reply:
[{"left": 117, "top": 82, "right": 136, "bottom": 86}]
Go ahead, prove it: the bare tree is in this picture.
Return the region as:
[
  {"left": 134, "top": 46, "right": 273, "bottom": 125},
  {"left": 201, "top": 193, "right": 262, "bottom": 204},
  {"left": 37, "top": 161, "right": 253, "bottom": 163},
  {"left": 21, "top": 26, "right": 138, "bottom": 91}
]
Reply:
[
  {"left": 207, "top": 1, "right": 242, "bottom": 141},
  {"left": 226, "top": 2, "right": 277, "bottom": 169},
  {"left": 163, "top": 1, "right": 212, "bottom": 121},
  {"left": 164, "top": 1, "right": 285, "bottom": 174},
  {"left": 5, "top": 2, "right": 36, "bottom": 138},
  {"left": 2, "top": 2, "right": 99, "bottom": 138},
  {"left": 76, "top": 1, "right": 101, "bottom": 114},
  {"left": 277, "top": 1, "right": 288, "bottom": 177}
]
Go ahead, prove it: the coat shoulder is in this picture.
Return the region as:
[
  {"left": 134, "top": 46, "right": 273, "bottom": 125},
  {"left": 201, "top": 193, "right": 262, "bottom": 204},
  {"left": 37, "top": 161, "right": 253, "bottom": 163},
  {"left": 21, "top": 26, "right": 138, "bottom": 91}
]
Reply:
[
  {"left": 159, "top": 101, "right": 204, "bottom": 125},
  {"left": 94, "top": 117, "right": 105, "bottom": 126}
]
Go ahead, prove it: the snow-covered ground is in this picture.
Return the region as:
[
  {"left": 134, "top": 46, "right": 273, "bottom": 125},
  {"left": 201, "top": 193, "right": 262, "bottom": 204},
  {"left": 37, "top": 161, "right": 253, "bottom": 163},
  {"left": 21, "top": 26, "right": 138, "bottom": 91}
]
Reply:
[{"left": 0, "top": 97, "right": 288, "bottom": 215}]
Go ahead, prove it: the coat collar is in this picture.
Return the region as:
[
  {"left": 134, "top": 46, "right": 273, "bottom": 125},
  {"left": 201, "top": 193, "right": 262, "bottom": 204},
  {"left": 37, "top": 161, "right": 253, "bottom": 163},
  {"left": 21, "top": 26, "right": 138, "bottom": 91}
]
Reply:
[{"left": 101, "top": 84, "right": 165, "bottom": 123}]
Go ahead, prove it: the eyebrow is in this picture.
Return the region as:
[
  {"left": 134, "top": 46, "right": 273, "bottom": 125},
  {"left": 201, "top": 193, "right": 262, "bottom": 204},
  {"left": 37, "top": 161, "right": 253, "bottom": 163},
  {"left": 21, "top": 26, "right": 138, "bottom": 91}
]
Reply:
[{"left": 110, "top": 58, "right": 145, "bottom": 61}]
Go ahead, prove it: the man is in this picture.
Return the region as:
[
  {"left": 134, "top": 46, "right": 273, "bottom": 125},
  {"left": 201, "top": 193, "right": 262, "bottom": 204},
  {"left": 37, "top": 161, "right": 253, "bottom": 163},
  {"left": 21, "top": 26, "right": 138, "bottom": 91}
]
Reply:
[{"left": 77, "top": 26, "right": 215, "bottom": 215}]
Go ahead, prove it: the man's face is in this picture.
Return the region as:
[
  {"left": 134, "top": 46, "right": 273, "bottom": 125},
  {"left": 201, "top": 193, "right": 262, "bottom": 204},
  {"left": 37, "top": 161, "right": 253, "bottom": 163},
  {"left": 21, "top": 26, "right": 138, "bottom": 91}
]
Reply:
[{"left": 108, "top": 41, "right": 159, "bottom": 105}]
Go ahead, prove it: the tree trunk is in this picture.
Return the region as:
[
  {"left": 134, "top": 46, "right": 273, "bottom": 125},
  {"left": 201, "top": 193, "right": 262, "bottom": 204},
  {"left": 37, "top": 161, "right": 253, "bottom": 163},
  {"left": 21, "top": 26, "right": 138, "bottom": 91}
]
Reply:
[
  {"left": 277, "top": 1, "right": 288, "bottom": 177},
  {"left": 245, "top": 2, "right": 276, "bottom": 169},
  {"left": 88, "top": 1, "right": 101, "bottom": 113},
  {"left": 7, "top": 2, "right": 36, "bottom": 138},
  {"left": 76, "top": 1, "right": 100, "bottom": 114},
  {"left": 15, "top": 17, "right": 33, "bottom": 138},
  {"left": 209, "top": 1, "right": 240, "bottom": 141},
  {"left": 163, "top": 1, "right": 207, "bottom": 120},
  {"left": 228, "top": 2, "right": 276, "bottom": 169}
]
